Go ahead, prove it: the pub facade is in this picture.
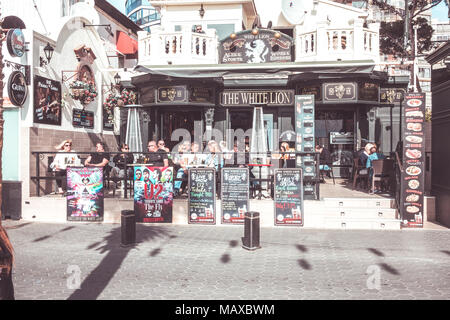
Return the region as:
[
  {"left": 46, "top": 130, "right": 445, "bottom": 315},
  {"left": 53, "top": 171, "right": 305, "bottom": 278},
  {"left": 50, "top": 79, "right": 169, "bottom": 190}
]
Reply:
[{"left": 130, "top": 0, "right": 406, "bottom": 179}]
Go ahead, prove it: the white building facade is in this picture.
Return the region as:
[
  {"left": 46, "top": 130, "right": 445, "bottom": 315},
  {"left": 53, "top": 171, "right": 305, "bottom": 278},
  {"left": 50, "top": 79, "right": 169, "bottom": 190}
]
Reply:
[{"left": 1, "top": 0, "right": 141, "bottom": 200}]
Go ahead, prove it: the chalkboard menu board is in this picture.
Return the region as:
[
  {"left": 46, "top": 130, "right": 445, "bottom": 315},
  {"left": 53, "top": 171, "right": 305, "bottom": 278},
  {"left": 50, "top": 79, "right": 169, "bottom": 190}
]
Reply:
[
  {"left": 295, "top": 95, "right": 317, "bottom": 200},
  {"left": 274, "top": 169, "right": 304, "bottom": 226},
  {"left": 73, "top": 109, "right": 94, "bottom": 128},
  {"left": 188, "top": 168, "right": 216, "bottom": 224},
  {"left": 400, "top": 93, "right": 426, "bottom": 228},
  {"left": 221, "top": 168, "right": 249, "bottom": 224}
]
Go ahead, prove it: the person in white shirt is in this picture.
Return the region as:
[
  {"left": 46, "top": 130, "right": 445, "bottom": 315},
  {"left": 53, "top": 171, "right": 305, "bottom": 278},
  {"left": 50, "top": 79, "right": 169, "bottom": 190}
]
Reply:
[{"left": 50, "top": 139, "right": 80, "bottom": 194}]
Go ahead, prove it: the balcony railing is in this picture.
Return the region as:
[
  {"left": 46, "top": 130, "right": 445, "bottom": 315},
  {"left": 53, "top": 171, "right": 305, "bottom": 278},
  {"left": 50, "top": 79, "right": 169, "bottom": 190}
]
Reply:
[
  {"left": 295, "top": 25, "right": 379, "bottom": 63},
  {"left": 139, "top": 29, "right": 219, "bottom": 65},
  {"left": 138, "top": 23, "right": 379, "bottom": 65}
]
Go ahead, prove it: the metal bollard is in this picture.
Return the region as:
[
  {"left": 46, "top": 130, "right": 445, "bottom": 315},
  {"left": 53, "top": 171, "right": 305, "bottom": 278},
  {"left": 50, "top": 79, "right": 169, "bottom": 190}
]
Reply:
[
  {"left": 242, "top": 211, "right": 261, "bottom": 250},
  {"left": 121, "top": 210, "right": 136, "bottom": 247}
]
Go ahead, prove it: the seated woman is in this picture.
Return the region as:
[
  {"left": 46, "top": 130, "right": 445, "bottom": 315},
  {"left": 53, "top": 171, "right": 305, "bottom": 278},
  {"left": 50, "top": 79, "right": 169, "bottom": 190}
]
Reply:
[
  {"left": 315, "top": 144, "right": 332, "bottom": 171},
  {"left": 366, "top": 144, "right": 385, "bottom": 169},
  {"left": 366, "top": 144, "right": 385, "bottom": 193},
  {"left": 50, "top": 139, "right": 81, "bottom": 195}
]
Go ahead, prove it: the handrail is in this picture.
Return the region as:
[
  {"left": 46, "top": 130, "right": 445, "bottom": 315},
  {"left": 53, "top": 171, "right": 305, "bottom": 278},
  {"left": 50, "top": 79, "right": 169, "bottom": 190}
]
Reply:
[
  {"left": 395, "top": 151, "right": 403, "bottom": 172},
  {"left": 31, "top": 151, "right": 321, "bottom": 200}
]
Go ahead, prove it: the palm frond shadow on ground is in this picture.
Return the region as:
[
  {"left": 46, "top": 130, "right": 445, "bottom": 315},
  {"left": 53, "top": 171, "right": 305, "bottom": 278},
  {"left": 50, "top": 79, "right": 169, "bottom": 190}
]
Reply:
[{"left": 68, "top": 224, "right": 172, "bottom": 300}]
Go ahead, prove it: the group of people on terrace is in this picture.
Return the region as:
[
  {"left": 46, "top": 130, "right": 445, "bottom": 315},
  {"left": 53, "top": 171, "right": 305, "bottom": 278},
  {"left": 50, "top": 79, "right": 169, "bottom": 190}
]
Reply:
[{"left": 49, "top": 137, "right": 388, "bottom": 196}]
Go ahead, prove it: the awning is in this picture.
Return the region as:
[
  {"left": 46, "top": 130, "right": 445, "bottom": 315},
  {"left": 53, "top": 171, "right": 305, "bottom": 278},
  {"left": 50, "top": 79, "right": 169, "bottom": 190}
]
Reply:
[
  {"left": 116, "top": 31, "right": 138, "bottom": 55},
  {"left": 132, "top": 60, "right": 379, "bottom": 87}
]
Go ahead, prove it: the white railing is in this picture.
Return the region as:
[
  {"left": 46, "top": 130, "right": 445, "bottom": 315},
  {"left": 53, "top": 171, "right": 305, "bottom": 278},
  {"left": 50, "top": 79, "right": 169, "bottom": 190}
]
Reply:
[
  {"left": 138, "top": 23, "right": 379, "bottom": 66},
  {"left": 295, "top": 22, "right": 380, "bottom": 63},
  {"left": 139, "top": 29, "right": 218, "bottom": 65},
  {"left": 297, "top": 31, "right": 318, "bottom": 57}
]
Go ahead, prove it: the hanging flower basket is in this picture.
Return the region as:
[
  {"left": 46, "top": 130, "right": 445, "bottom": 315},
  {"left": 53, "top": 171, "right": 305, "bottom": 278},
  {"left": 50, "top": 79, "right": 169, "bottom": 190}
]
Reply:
[
  {"left": 103, "top": 88, "right": 136, "bottom": 110},
  {"left": 69, "top": 80, "right": 98, "bottom": 105}
]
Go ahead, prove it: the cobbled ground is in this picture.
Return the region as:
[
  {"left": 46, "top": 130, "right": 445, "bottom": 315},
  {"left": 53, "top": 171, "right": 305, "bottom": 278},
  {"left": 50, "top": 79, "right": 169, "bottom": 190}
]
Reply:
[{"left": 3, "top": 220, "right": 450, "bottom": 300}]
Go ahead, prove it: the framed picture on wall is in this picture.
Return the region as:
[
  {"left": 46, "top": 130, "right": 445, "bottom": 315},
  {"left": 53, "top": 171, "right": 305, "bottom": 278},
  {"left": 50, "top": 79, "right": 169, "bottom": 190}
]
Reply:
[{"left": 33, "top": 75, "right": 62, "bottom": 126}]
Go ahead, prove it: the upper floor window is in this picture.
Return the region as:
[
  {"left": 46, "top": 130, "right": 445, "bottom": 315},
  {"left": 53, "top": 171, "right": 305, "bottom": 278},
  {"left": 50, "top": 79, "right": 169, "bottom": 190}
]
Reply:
[{"left": 61, "top": 0, "right": 85, "bottom": 16}]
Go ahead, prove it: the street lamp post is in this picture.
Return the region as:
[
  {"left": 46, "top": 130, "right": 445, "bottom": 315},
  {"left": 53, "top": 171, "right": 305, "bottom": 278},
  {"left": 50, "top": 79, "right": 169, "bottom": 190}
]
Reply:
[{"left": 413, "top": 24, "right": 419, "bottom": 92}]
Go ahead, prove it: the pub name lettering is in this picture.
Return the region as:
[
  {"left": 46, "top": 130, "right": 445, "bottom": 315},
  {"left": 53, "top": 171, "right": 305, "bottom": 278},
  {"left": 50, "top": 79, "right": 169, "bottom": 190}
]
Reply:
[{"left": 222, "top": 91, "right": 292, "bottom": 106}]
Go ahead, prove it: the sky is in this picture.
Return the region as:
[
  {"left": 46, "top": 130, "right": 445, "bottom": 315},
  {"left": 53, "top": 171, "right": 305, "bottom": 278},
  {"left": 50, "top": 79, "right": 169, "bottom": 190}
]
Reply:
[
  {"left": 107, "top": 0, "right": 449, "bottom": 22},
  {"left": 432, "top": 2, "right": 449, "bottom": 22},
  {"left": 108, "top": 0, "right": 125, "bottom": 14}
]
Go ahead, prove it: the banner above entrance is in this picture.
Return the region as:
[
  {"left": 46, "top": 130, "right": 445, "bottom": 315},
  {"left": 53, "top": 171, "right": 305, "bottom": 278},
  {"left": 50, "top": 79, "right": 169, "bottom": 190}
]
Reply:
[{"left": 221, "top": 89, "right": 294, "bottom": 107}]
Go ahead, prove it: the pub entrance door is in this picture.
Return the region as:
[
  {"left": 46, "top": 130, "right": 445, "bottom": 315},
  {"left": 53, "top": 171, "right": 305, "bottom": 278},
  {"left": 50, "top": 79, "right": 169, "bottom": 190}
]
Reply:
[
  {"left": 315, "top": 108, "right": 356, "bottom": 178},
  {"left": 159, "top": 109, "right": 203, "bottom": 150},
  {"left": 228, "top": 109, "right": 253, "bottom": 147}
]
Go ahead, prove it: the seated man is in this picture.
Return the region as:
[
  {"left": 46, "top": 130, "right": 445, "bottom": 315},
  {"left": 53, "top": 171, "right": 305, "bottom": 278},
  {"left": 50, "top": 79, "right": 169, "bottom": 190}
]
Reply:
[
  {"left": 111, "top": 143, "right": 134, "bottom": 187},
  {"left": 85, "top": 142, "right": 110, "bottom": 172},
  {"left": 142, "top": 141, "right": 169, "bottom": 167}
]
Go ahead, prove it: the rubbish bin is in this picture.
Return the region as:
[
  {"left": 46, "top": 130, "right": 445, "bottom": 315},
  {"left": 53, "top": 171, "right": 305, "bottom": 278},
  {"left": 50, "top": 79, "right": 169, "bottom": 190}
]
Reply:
[
  {"left": 1, "top": 181, "right": 22, "bottom": 220},
  {"left": 242, "top": 211, "right": 260, "bottom": 250},
  {"left": 121, "top": 210, "right": 136, "bottom": 247}
]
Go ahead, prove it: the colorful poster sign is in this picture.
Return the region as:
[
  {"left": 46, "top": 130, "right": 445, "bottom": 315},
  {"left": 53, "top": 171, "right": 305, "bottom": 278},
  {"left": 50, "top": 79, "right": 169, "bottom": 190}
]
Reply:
[
  {"left": 295, "top": 95, "right": 316, "bottom": 200},
  {"left": 400, "top": 93, "right": 426, "bottom": 228},
  {"left": 219, "top": 29, "right": 293, "bottom": 64},
  {"left": 188, "top": 168, "right": 216, "bottom": 224},
  {"left": 274, "top": 169, "right": 304, "bottom": 226},
  {"left": 134, "top": 166, "right": 173, "bottom": 223},
  {"left": 66, "top": 167, "right": 104, "bottom": 221},
  {"left": 34, "top": 76, "right": 62, "bottom": 125},
  {"left": 221, "top": 168, "right": 249, "bottom": 224}
]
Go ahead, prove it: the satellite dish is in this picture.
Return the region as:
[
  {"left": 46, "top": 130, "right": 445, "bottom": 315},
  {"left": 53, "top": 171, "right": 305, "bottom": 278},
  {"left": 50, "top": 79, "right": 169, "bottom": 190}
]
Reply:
[{"left": 281, "top": 0, "right": 314, "bottom": 25}]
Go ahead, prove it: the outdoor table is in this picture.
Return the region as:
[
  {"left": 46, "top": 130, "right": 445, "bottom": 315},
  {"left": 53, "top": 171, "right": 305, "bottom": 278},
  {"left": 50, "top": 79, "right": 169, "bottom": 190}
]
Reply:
[{"left": 247, "top": 163, "right": 273, "bottom": 200}]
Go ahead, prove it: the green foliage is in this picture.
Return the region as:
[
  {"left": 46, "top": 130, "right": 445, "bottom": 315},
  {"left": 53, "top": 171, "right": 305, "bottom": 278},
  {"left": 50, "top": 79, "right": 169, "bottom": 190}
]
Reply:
[{"left": 372, "top": 0, "right": 449, "bottom": 57}]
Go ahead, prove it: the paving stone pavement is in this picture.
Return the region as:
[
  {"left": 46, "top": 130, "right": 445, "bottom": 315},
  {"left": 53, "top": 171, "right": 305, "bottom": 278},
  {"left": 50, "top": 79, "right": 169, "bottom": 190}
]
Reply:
[{"left": 2, "top": 220, "right": 450, "bottom": 300}]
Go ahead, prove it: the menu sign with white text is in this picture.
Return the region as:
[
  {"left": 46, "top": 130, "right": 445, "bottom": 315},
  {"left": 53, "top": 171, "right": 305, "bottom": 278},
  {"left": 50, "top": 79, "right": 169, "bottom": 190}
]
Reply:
[
  {"left": 221, "top": 168, "right": 249, "bottom": 224},
  {"left": 274, "top": 169, "right": 304, "bottom": 226},
  {"left": 188, "top": 168, "right": 216, "bottom": 224}
]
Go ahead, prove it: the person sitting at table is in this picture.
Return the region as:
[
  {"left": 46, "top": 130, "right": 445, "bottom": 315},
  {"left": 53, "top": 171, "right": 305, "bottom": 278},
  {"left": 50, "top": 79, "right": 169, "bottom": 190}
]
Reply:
[
  {"left": 85, "top": 142, "right": 111, "bottom": 174},
  {"left": 359, "top": 143, "right": 374, "bottom": 167},
  {"left": 205, "top": 140, "right": 223, "bottom": 170},
  {"left": 111, "top": 143, "right": 134, "bottom": 187},
  {"left": 142, "top": 140, "right": 169, "bottom": 167},
  {"left": 315, "top": 144, "right": 332, "bottom": 170},
  {"left": 173, "top": 141, "right": 191, "bottom": 196},
  {"left": 366, "top": 144, "right": 385, "bottom": 193},
  {"left": 50, "top": 139, "right": 80, "bottom": 195},
  {"left": 188, "top": 141, "right": 205, "bottom": 166}
]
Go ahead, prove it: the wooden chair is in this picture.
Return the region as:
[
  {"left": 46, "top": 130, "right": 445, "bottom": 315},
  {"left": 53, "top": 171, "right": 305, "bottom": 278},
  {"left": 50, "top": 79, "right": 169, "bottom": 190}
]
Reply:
[
  {"left": 371, "top": 159, "right": 395, "bottom": 193},
  {"left": 352, "top": 158, "right": 369, "bottom": 190}
]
